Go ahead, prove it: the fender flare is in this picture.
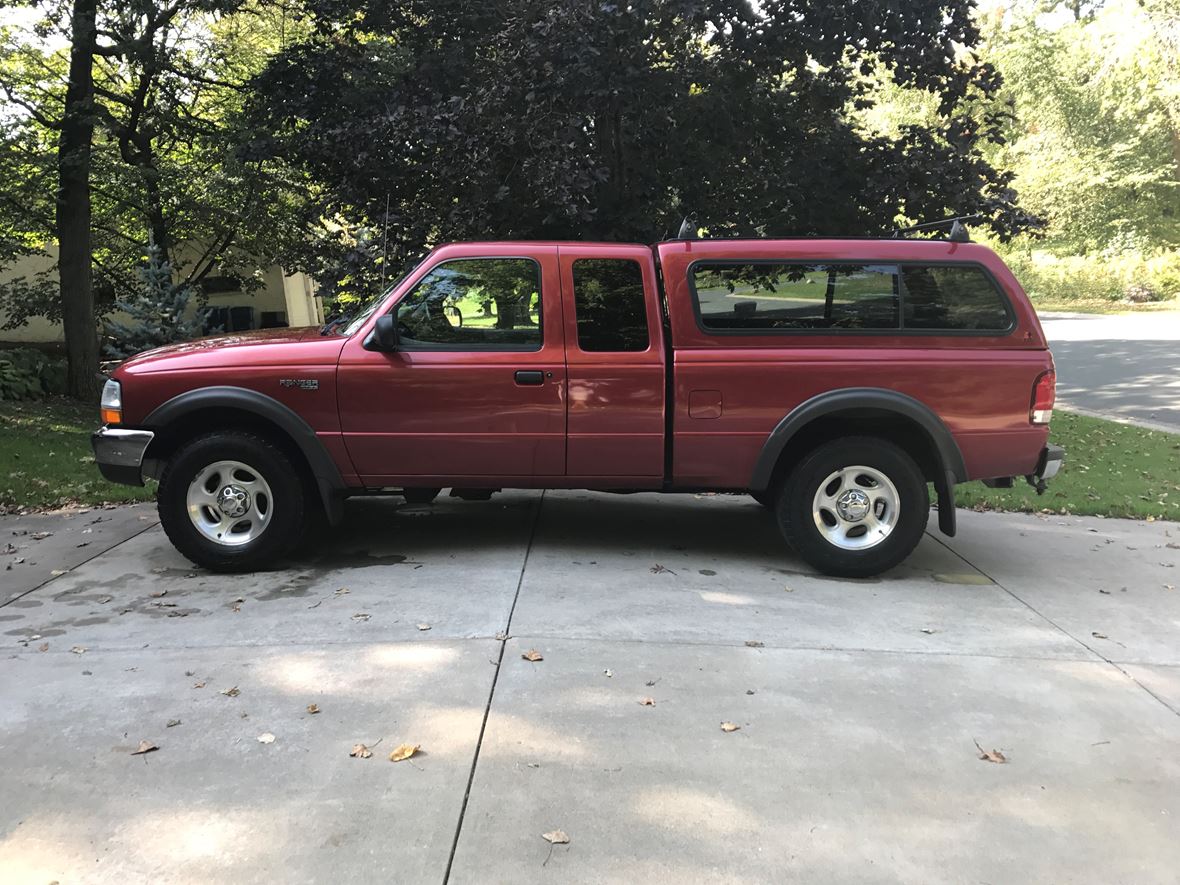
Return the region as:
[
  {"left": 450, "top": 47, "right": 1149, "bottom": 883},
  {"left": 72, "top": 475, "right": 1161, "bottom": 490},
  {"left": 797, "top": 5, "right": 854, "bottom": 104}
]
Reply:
[
  {"left": 748, "top": 388, "right": 967, "bottom": 536},
  {"left": 144, "top": 386, "right": 346, "bottom": 524}
]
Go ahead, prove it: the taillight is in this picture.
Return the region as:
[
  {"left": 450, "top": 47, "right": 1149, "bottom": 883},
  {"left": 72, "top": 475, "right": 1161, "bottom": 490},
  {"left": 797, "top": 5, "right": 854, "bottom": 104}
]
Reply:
[{"left": 1031, "top": 369, "right": 1055, "bottom": 425}]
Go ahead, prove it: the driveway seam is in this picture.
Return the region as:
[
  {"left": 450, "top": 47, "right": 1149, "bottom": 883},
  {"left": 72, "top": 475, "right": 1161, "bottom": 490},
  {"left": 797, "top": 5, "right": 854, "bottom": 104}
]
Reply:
[
  {"left": 442, "top": 489, "right": 545, "bottom": 884},
  {"left": 928, "top": 533, "right": 1180, "bottom": 719},
  {"left": 1, "top": 515, "right": 160, "bottom": 611}
]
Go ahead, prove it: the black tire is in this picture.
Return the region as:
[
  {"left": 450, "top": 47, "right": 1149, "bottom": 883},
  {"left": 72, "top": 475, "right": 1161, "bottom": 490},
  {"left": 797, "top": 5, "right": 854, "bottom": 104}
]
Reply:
[
  {"left": 157, "top": 431, "right": 308, "bottom": 572},
  {"left": 402, "top": 487, "right": 442, "bottom": 505},
  {"left": 776, "top": 436, "right": 929, "bottom": 578}
]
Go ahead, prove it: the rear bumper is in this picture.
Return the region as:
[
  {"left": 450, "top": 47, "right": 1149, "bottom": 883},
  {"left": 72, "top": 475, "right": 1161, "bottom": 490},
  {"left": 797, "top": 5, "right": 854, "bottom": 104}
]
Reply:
[
  {"left": 91, "top": 427, "right": 154, "bottom": 486},
  {"left": 1034, "top": 444, "right": 1065, "bottom": 482}
]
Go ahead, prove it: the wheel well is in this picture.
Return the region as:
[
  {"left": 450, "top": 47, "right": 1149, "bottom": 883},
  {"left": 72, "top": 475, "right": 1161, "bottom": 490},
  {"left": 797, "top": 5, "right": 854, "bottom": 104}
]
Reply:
[
  {"left": 143, "top": 407, "right": 321, "bottom": 509},
  {"left": 764, "top": 409, "right": 944, "bottom": 493}
]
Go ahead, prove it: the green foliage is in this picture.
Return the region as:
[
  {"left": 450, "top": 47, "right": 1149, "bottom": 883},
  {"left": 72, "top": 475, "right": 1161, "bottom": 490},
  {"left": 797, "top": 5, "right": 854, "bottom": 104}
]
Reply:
[
  {"left": 102, "top": 241, "right": 209, "bottom": 359},
  {"left": 244, "top": 0, "right": 1038, "bottom": 266},
  {"left": 1000, "top": 248, "right": 1180, "bottom": 308},
  {"left": 0, "top": 1, "right": 319, "bottom": 322},
  {"left": 984, "top": 0, "right": 1180, "bottom": 254},
  {"left": 0, "top": 347, "right": 67, "bottom": 400}
]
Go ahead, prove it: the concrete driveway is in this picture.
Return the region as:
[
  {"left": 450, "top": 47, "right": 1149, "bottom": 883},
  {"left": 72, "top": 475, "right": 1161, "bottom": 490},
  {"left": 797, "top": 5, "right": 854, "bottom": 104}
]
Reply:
[
  {"left": 2, "top": 492, "right": 1179, "bottom": 884},
  {"left": 1040, "top": 310, "right": 1180, "bottom": 430}
]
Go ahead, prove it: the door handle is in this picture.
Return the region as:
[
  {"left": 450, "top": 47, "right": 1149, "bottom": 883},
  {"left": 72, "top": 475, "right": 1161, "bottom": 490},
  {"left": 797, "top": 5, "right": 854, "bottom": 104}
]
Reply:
[{"left": 514, "top": 370, "right": 544, "bottom": 386}]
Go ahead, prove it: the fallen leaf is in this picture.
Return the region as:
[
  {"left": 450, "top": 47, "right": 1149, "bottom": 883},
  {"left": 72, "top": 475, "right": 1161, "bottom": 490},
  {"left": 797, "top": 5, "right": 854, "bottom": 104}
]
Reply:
[
  {"left": 306, "top": 704, "right": 320, "bottom": 714},
  {"left": 603, "top": 669, "right": 613, "bottom": 677},
  {"left": 416, "top": 623, "right": 431, "bottom": 631},
  {"left": 638, "top": 697, "right": 656, "bottom": 706},
  {"left": 37, "top": 642, "right": 48, "bottom": 652},
  {"left": 720, "top": 721, "right": 740, "bottom": 733},
  {"left": 1091, "top": 632, "right": 1108, "bottom": 640},
  {"left": 50, "top": 569, "right": 68, "bottom": 577},
  {"left": 192, "top": 681, "right": 206, "bottom": 689},
  {"left": 649, "top": 564, "right": 675, "bottom": 575},
  {"left": 388, "top": 743, "right": 420, "bottom": 762},
  {"left": 131, "top": 740, "right": 157, "bottom": 756},
  {"left": 31, "top": 531, "right": 52, "bottom": 540},
  {"left": 783, "top": 585, "right": 794, "bottom": 592},
  {"left": 70, "top": 646, "right": 86, "bottom": 654},
  {"left": 495, "top": 631, "right": 508, "bottom": 641},
  {"left": 974, "top": 739, "right": 1007, "bottom": 764},
  {"left": 522, "top": 649, "right": 543, "bottom": 662},
  {"left": 541, "top": 830, "right": 569, "bottom": 845},
  {"left": 150, "top": 590, "right": 167, "bottom": 598},
  {"left": 351, "top": 613, "right": 371, "bottom": 622},
  {"left": 744, "top": 640, "right": 764, "bottom": 648},
  {"left": 230, "top": 603, "right": 241, "bottom": 613},
  {"left": 220, "top": 686, "right": 240, "bottom": 697},
  {"left": 350, "top": 743, "right": 373, "bottom": 759},
  {"left": 257, "top": 733, "right": 276, "bottom": 744},
  {"left": 920, "top": 628, "right": 938, "bottom": 635},
  {"left": 166, "top": 719, "right": 181, "bottom": 728}
]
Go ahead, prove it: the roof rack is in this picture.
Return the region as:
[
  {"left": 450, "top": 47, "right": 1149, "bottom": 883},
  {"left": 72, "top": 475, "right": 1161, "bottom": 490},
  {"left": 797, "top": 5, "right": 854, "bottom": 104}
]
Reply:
[{"left": 892, "top": 214, "right": 981, "bottom": 243}]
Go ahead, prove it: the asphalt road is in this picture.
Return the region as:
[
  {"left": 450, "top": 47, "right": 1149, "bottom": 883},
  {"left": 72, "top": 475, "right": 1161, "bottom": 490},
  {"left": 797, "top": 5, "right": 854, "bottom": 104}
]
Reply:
[
  {"left": 1040, "top": 311, "right": 1180, "bottom": 430},
  {"left": 3, "top": 493, "right": 1179, "bottom": 883}
]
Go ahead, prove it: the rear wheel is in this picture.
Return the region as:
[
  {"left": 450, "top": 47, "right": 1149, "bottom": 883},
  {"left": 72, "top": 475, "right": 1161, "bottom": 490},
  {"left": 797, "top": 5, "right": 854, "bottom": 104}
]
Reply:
[
  {"left": 776, "top": 436, "right": 928, "bottom": 578},
  {"left": 158, "top": 431, "right": 308, "bottom": 572}
]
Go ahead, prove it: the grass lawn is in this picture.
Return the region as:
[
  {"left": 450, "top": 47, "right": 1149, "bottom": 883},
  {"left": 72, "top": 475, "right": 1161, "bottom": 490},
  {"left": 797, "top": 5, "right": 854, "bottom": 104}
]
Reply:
[
  {"left": 1, "top": 397, "right": 1177, "bottom": 522},
  {"left": 0, "top": 397, "right": 155, "bottom": 513},
  {"left": 954, "top": 410, "right": 1179, "bottom": 521}
]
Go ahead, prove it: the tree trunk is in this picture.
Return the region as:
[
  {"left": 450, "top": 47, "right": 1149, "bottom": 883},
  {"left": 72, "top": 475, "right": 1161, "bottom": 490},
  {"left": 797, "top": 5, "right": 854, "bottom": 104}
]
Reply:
[{"left": 57, "top": 0, "right": 100, "bottom": 400}]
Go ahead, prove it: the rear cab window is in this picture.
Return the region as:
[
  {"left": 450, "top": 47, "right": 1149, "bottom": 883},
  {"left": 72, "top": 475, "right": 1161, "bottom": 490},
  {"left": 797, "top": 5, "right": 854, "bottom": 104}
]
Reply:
[
  {"left": 572, "top": 258, "right": 650, "bottom": 352},
  {"left": 689, "top": 261, "right": 1013, "bottom": 334}
]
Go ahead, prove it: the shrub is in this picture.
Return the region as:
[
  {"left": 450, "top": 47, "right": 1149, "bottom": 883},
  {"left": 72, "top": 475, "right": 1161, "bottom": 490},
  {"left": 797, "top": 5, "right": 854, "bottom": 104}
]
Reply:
[
  {"left": 1000, "top": 248, "right": 1180, "bottom": 306},
  {"left": 0, "top": 348, "right": 68, "bottom": 400}
]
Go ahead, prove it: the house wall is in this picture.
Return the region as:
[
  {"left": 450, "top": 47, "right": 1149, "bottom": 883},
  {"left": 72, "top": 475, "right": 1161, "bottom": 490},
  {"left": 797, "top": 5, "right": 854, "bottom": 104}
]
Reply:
[{"left": 0, "top": 245, "right": 323, "bottom": 345}]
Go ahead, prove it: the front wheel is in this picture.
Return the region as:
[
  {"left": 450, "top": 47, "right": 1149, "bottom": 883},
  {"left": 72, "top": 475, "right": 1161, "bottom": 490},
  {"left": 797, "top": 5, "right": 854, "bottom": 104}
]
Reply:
[
  {"left": 776, "top": 436, "right": 929, "bottom": 578},
  {"left": 158, "top": 431, "right": 309, "bottom": 572}
]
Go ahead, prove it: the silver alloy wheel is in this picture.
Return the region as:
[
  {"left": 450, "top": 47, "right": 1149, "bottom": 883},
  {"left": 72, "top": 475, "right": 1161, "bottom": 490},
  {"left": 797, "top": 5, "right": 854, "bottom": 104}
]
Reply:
[
  {"left": 811, "top": 464, "right": 900, "bottom": 551},
  {"left": 186, "top": 460, "right": 274, "bottom": 547}
]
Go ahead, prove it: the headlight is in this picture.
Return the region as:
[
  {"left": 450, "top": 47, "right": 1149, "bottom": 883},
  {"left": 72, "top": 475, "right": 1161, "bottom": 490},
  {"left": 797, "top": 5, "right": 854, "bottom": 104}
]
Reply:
[{"left": 100, "top": 378, "right": 123, "bottom": 425}]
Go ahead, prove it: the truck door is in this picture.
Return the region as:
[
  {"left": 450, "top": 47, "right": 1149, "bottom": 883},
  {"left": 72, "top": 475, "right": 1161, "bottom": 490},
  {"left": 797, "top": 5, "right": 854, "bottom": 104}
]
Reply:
[
  {"left": 558, "top": 244, "right": 666, "bottom": 481},
  {"left": 336, "top": 244, "right": 566, "bottom": 486}
]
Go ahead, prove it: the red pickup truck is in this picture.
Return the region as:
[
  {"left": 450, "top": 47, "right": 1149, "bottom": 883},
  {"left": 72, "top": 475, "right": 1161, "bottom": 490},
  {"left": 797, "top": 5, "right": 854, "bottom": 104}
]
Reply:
[{"left": 92, "top": 236, "right": 1062, "bottom": 578}]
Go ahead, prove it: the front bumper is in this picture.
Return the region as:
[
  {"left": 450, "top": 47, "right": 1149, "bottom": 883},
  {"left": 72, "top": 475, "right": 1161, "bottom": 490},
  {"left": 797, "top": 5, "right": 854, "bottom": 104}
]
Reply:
[{"left": 91, "top": 427, "right": 155, "bottom": 486}]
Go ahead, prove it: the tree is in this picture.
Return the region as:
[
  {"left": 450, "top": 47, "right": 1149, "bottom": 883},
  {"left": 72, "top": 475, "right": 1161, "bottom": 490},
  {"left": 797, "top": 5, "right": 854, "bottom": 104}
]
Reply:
[
  {"left": 979, "top": 0, "right": 1179, "bottom": 253},
  {"left": 102, "top": 236, "right": 207, "bottom": 359},
  {"left": 0, "top": 0, "right": 306, "bottom": 394},
  {"left": 244, "top": 0, "right": 1039, "bottom": 301}
]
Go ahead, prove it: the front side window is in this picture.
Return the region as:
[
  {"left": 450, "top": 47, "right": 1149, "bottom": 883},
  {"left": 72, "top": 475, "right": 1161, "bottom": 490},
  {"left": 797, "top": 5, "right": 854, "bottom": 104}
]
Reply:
[
  {"left": 573, "top": 258, "right": 650, "bottom": 352},
  {"left": 393, "top": 258, "right": 542, "bottom": 350},
  {"left": 901, "top": 265, "right": 1012, "bottom": 331},
  {"left": 692, "top": 263, "right": 900, "bottom": 331}
]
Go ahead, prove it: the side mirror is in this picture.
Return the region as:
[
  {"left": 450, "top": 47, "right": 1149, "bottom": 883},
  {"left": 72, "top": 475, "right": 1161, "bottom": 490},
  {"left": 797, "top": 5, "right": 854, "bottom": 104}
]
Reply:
[{"left": 365, "top": 314, "right": 399, "bottom": 352}]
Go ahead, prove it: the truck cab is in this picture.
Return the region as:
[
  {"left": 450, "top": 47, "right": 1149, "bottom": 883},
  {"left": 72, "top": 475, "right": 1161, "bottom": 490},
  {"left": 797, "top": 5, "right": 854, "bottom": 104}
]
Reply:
[{"left": 93, "top": 237, "right": 1062, "bottom": 577}]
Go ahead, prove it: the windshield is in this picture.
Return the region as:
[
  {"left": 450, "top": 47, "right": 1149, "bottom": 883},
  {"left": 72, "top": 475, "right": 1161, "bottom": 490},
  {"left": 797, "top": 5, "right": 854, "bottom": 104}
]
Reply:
[{"left": 327, "top": 258, "right": 427, "bottom": 337}]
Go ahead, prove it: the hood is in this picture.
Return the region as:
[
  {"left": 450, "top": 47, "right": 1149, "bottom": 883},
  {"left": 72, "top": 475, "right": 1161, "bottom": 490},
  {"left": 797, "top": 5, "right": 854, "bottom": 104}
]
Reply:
[{"left": 116, "top": 326, "right": 346, "bottom": 374}]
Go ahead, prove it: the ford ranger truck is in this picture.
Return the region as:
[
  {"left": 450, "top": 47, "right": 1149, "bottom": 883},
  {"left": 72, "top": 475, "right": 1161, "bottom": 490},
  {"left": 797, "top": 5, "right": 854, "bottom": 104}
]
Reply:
[{"left": 92, "top": 238, "right": 1063, "bottom": 578}]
